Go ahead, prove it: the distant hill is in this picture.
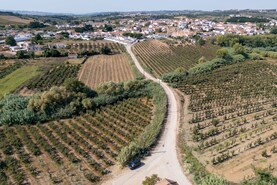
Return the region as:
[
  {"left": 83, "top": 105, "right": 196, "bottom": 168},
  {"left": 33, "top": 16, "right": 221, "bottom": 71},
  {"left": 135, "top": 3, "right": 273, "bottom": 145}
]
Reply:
[{"left": 0, "top": 15, "right": 32, "bottom": 25}]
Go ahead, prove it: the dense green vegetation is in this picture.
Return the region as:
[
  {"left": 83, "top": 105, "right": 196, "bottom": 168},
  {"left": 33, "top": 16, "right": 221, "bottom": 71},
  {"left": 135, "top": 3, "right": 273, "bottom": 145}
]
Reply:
[
  {"left": 123, "top": 32, "right": 143, "bottom": 39},
  {"left": 226, "top": 16, "right": 269, "bottom": 23},
  {"left": 216, "top": 34, "right": 277, "bottom": 48},
  {"left": 5, "top": 36, "right": 16, "bottom": 46},
  {"left": 28, "top": 21, "right": 46, "bottom": 29},
  {"left": 75, "top": 24, "right": 94, "bottom": 33}
]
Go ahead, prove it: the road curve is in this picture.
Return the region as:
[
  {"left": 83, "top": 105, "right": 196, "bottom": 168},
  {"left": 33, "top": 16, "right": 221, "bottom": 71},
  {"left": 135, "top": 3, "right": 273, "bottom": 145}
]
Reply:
[{"left": 103, "top": 44, "right": 192, "bottom": 185}]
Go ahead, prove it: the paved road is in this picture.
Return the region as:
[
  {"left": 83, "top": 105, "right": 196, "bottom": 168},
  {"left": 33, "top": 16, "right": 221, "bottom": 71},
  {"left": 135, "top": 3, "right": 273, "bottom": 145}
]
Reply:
[{"left": 103, "top": 44, "right": 192, "bottom": 185}]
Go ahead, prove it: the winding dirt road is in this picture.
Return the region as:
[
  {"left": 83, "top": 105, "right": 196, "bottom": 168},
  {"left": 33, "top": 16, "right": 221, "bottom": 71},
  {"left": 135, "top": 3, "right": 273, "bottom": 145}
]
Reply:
[{"left": 103, "top": 43, "right": 192, "bottom": 185}]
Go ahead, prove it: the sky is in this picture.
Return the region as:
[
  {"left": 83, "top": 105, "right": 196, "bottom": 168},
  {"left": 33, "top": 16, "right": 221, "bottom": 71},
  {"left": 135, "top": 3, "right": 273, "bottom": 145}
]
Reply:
[{"left": 0, "top": 0, "right": 276, "bottom": 14}]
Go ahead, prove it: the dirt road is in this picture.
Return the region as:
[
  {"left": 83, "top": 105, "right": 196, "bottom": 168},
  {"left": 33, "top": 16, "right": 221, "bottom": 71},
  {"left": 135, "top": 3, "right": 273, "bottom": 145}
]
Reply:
[{"left": 103, "top": 44, "right": 192, "bottom": 185}]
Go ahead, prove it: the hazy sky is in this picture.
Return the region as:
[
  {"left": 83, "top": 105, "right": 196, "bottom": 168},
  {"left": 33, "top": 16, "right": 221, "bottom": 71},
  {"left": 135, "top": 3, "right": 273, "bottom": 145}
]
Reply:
[{"left": 0, "top": 0, "right": 276, "bottom": 13}]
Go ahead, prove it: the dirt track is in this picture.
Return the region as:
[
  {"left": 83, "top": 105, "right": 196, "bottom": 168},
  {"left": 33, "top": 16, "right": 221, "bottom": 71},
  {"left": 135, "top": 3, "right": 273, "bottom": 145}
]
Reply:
[{"left": 103, "top": 44, "right": 192, "bottom": 185}]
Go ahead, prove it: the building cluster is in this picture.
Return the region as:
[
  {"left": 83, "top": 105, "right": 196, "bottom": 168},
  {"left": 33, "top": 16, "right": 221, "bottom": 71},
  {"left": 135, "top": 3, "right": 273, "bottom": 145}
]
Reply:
[{"left": 0, "top": 14, "right": 276, "bottom": 54}]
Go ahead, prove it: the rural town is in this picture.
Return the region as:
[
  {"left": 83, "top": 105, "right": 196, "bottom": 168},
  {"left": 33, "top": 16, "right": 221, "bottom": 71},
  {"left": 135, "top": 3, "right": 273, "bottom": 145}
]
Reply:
[{"left": 0, "top": 1, "right": 277, "bottom": 185}]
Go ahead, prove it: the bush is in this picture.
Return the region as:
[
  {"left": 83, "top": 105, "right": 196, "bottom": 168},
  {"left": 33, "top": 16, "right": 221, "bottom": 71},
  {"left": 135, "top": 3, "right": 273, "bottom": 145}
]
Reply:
[
  {"left": 189, "top": 58, "right": 230, "bottom": 75},
  {"left": 161, "top": 71, "right": 188, "bottom": 83},
  {"left": 96, "top": 81, "right": 124, "bottom": 96},
  {"left": 123, "top": 32, "right": 143, "bottom": 39},
  {"left": 232, "top": 54, "right": 246, "bottom": 63},
  {"left": 44, "top": 48, "right": 61, "bottom": 57},
  {"left": 142, "top": 174, "right": 160, "bottom": 185},
  {"left": 28, "top": 22, "right": 45, "bottom": 29},
  {"left": 101, "top": 46, "right": 112, "bottom": 55},
  {"left": 199, "top": 174, "right": 229, "bottom": 185},
  {"left": 5, "top": 36, "right": 16, "bottom": 46},
  {"left": 249, "top": 53, "right": 263, "bottom": 60}
]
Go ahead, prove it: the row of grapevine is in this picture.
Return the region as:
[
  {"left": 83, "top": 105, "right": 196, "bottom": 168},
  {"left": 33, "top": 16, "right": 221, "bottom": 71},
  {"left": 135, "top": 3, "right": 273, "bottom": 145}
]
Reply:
[
  {"left": 68, "top": 42, "right": 126, "bottom": 54},
  {"left": 133, "top": 40, "right": 219, "bottom": 76},
  {"left": 176, "top": 61, "right": 277, "bottom": 182},
  {"left": 0, "top": 61, "right": 26, "bottom": 79},
  {"left": 26, "top": 64, "right": 80, "bottom": 91},
  {"left": 0, "top": 98, "right": 153, "bottom": 184}
]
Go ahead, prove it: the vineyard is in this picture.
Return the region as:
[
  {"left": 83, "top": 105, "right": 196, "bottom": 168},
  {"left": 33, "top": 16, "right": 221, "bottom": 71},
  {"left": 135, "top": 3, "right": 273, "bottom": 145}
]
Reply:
[
  {"left": 0, "top": 65, "right": 40, "bottom": 98},
  {"left": 79, "top": 54, "right": 135, "bottom": 88},
  {"left": 0, "top": 60, "right": 16, "bottom": 71},
  {"left": 0, "top": 60, "right": 25, "bottom": 79},
  {"left": 66, "top": 41, "right": 125, "bottom": 54},
  {"left": 0, "top": 97, "right": 154, "bottom": 184},
  {"left": 25, "top": 64, "right": 80, "bottom": 92},
  {"left": 177, "top": 61, "right": 277, "bottom": 183},
  {"left": 132, "top": 40, "right": 219, "bottom": 76}
]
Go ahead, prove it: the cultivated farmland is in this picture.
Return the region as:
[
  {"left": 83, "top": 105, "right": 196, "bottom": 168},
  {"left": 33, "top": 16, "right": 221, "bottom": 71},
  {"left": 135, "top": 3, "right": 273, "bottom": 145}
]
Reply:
[
  {"left": 0, "top": 60, "right": 25, "bottom": 79},
  {"left": 25, "top": 64, "right": 81, "bottom": 92},
  {"left": 0, "top": 97, "right": 154, "bottom": 184},
  {"left": 132, "top": 40, "right": 219, "bottom": 76},
  {"left": 0, "top": 15, "right": 31, "bottom": 25},
  {"left": 177, "top": 61, "right": 277, "bottom": 183},
  {"left": 79, "top": 54, "right": 135, "bottom": 88},
  {"left": 67, "top": 41, "right": 126, "bottom": 54},
  {"left": 0, "top": 65, "right": 40, "bottom": 98}
]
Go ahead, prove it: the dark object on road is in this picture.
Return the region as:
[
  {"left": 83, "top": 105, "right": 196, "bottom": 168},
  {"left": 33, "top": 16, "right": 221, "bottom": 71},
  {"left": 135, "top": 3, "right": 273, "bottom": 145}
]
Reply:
[{"left": 128, "top": 159, "right": 141, "bottom": 170}]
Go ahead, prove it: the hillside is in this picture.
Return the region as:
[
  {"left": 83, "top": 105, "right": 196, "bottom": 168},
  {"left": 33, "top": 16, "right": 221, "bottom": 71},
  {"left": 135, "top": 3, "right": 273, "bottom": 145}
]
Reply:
[
  {"left": 132, "top": 40, "right": 219, "bottom": 76},
  {"left": 177, "top": 61, "right": 277, "bottom": 183},
  {"left": 0, "top": 15, "right": 31, "bottom": 25}
]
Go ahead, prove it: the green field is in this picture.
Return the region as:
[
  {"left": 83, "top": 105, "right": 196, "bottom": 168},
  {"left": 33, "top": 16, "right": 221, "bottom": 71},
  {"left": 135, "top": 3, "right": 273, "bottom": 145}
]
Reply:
[{"left": 0, "top": 65, "right": 40, "bottom": 97}]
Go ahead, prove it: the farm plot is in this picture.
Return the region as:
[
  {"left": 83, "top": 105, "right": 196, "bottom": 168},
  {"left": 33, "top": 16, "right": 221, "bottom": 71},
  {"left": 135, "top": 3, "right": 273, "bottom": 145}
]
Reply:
[
  {"left": 79, "top": 54, "right": 135, "bottom": 88},
  {"left": 0, "top": 60, "right": 16, "bottom": 71},
  {"left": 25, "top": 64, "right": 80, "bottom": 92},
  {"left": 67, "top": 41, "right": 125, "bottom": 54},
  {"left": 0, "top": 65, "right": 40, "bottom": 98},
  {"left": 0, "top": 97, "right": 153, "bottom": 184},
  {"left": 0, "top": 15, "right": 31, "bottom": 25},
  {"left": 177, "top": 61, "right": 277, "bottom": 183},
  {"left": 132, "top": 40, "right": 219, "bottom": 76},
  {"left": 0, "top": 60, "right": 26, "bottom": 79}
]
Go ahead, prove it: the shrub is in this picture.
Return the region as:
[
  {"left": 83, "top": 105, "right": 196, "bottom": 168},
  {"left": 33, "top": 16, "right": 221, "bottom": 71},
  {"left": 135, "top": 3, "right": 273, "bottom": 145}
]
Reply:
[
  {"left": 142, "top": 174, "right": 160, "bottom": 185},
  {"left": 232, "top": 54, "right": 246, "bottom": 63},
  {"left": 189, "top": 58, "right": 230, "bottom": 75},
  {"left": 199, "top": 174, "right": 229, "bottom": 185},
  {"left": 249, "top": 53, "right": 263, "bottom": 60}
]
